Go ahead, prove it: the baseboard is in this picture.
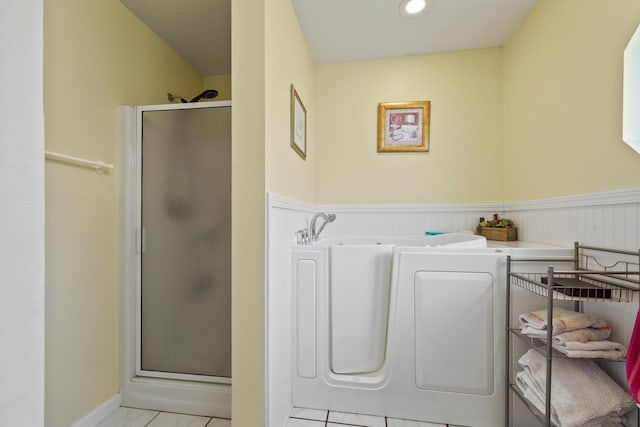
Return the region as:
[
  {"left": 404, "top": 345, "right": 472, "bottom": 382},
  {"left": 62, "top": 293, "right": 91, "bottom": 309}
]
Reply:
[{"left": 69, "top": 394, "right": 121, "bottom": 427}]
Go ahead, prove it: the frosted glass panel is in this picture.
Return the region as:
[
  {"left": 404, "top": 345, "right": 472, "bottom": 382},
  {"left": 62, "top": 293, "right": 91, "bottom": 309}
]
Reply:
[{"left": 141, "top": 106, "right": 231, "bottom": 378}]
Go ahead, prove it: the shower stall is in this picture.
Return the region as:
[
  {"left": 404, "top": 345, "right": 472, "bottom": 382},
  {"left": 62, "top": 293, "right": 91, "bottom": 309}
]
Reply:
[{"left": 120, "top": 101, "right": 231, "bottom": 417}]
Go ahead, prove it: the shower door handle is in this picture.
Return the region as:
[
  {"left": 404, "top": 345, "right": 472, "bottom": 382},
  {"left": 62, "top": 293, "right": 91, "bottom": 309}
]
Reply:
[{"left": 136, "top": 227, "right": 146, "bottom": 254}]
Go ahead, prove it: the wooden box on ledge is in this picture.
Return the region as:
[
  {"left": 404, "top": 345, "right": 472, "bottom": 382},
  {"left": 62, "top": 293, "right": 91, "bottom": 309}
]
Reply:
[{"left": 478, "top": 227, "right": 518, "bottom": 241}]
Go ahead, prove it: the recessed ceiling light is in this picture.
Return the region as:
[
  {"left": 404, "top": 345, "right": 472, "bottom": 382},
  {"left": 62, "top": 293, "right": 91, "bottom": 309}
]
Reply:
[{"left": 400, "top": 0, "right": 429, "bottom": 16}]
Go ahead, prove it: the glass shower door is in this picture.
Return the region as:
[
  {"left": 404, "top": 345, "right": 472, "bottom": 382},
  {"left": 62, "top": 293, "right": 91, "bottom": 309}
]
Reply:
[{"left": 138, "top": 105, "right": 231, "bottom": 381}]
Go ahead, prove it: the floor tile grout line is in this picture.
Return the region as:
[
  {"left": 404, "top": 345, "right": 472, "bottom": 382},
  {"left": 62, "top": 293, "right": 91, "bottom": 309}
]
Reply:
[
  {"left": 139, "top": 409, "right": 221, "bottom": 427},
  {"left": 144, "top": 410, "right": 160, "bottom": 426},
  {"left": 290, "top": 416, "right": 330, "bottom": 423},
  {"left": 288, "top": 410, "right": 452, "bottom": 427},
  {"left": 324, "top": 420, "right": 384, "bottom": 427}
]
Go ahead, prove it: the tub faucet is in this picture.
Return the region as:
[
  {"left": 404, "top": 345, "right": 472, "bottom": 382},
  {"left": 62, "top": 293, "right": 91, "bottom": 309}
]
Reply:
[{"left": 309, "top": 212, "right": 336, "bottom": 241}]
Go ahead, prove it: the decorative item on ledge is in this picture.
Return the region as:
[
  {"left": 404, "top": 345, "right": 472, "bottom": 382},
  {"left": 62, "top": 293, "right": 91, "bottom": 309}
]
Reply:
[{"left": 477, "top": 213, "right": 518, "bottom": 241}]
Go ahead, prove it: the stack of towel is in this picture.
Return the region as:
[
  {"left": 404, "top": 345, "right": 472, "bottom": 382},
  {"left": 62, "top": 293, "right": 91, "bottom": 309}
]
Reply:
[
  {"left": 516, "top": 349, "right": 636, "bottom": 427},
  {"left": 520, "top": 308, "right": 626, "bottom": 360}
]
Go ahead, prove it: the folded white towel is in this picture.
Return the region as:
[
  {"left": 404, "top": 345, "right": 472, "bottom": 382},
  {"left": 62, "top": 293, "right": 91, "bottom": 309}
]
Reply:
[
  {"left": 556, "top": 340, "right": 625, "bottom": 352},
  {"left": 552, "top": 320, "right": 611, "bottom": 344},
  {"left": 521, "top": 326, "right": 556, "bottom": 337},
  {"left": 596, "top": 417, "right": 627, "bottom": 427},
  {"left": 514, "top": 370, "right": 627, "bottom": 426},
  {"left": 520, "top": 308, "right": 594, "bottom": 336},
  {"left": 552, "top": 342, "right": 626, "bottom": 360},
  {"left": 515, "top": 369, "right": 561, "bottom": 425},
  {"left": 517, "top": 349, "right": 636, "bottom": 427}
]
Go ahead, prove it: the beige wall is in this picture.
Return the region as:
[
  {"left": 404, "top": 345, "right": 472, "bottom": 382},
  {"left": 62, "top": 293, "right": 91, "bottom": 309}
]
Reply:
[
  {"left": 231, "top": 0, "right": 266, "bottom": 425},
  {"left": 44, "top": 1, "right": 202, "bottom": 426},
  {"left": 315, "top": 49, "right": 504, "bottom": 204},
  {"left": 265, "top": 0, "right": 316, "bottom": 203},
  {"left": 230, "top": 0, "right": 316, "bottom": 424},
  {"left": 41, "top": 1, "right": 640, "bottom": 426},
  {"left": 203, "top": 73, "right": 232, "bottom": 101},
  {"left": 503, "top": 0, "right": 640, "bottom": 202}
]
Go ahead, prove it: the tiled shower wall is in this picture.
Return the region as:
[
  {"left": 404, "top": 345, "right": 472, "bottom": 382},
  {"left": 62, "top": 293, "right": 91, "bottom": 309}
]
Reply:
[{"left": 266, "top": 188, "right": 640, "bottom": 427}]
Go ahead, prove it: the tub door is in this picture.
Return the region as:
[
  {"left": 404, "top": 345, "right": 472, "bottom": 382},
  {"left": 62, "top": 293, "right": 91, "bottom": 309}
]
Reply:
[
  {"left": 329, "top": 245, "right": 394, "bottom": 374},
  {"left": 389, "top": 251, "right": 506, "bottom": 426},
  {"left": 414, "top": 271, "right": 494, "bottom": 395}
]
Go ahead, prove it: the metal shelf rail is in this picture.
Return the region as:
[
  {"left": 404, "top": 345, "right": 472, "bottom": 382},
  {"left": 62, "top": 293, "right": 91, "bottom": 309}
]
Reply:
[{"left": 505, "top": 243, "right": 640, "bottom": 427}]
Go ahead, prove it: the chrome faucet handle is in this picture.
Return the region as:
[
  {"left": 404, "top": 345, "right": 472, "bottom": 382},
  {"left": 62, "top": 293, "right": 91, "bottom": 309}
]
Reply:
[{"left": 295, "top": 229, "right": 310, "bottom": 245}]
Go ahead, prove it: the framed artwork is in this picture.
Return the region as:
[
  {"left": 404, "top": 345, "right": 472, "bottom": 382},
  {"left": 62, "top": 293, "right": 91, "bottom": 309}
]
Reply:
[
  {"left": 290, "top": 84, "right": 307, "bottom": 160},
  {"left": 377, "top": 100, "right": 430, "bottom": 152}
]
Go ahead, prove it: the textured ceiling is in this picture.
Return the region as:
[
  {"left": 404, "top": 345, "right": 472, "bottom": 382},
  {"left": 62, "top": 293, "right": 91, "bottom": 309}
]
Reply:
[
  {"left": 292, "top": 0, "right": 539, "bottom": 64},
  {"left": 120, "top": 0, "right": 538, "bottom": 76},
  {"left": 120, "top": 0, "right": 231, "bottom": 76}
]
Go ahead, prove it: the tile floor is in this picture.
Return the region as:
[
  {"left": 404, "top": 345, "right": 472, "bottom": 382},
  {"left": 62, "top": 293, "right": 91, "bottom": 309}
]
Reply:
[
  {"left": 96, "top": 407, "right": 231, "bottom": 427},
  {"left": 97, "top": 406, "right": 464, "bottom": 427},
  {"left": 285, "top": 407, "right": 463, "bottom": 427}
]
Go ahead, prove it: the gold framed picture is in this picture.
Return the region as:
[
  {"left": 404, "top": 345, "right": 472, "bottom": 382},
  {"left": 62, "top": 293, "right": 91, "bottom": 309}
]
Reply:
[
  {"left": 290, "top": 84, "right": 307, "bottom": 160},
  {"left": 377, "top": 100, "right": 430, "bottom": 152}
]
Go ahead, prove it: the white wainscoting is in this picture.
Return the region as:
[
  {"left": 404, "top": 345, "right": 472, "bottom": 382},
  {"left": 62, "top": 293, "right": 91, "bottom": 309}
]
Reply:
[
  {"left": 314, "top": 202, "right": 503, "bottom": 237},
  {"left": 506, "top": 188, "right": 640, "bottom": 418},
  {"left": 266, "top": 194, "right": 316, "bottom": 427},
  {"left": 504, "top": 188, "right": 640, "bottom": 251},
  {"left": 266, "top": 188, "right": 640, "bottom": 427}
]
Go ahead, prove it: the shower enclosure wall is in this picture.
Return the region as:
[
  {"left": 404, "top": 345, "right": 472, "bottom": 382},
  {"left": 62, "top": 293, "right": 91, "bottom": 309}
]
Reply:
[{"left": 120, "top": 101, "right": 231, "bottom": 417}]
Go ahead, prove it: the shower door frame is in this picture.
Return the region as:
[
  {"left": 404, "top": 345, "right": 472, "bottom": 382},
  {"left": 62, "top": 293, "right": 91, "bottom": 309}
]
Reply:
[{"left": 119, "top": 101, "right": 232, "bottom": 417}]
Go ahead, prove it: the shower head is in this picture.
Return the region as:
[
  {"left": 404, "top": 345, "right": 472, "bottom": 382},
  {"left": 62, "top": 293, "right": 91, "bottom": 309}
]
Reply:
[
  {"left": 314, "top": 212, "right": 337, "bottom": 238},
  {"left": 189, "top": 89, "right": 219, "bottom": 103}
]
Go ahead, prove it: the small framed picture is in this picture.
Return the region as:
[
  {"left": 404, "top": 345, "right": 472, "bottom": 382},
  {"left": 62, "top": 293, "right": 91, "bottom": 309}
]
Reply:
[
  {"left": 377, "top": 101, "right": 430, "bottom": 152},
  {"left": 290, "top": 84, "right": 307, "bottom": 160}
]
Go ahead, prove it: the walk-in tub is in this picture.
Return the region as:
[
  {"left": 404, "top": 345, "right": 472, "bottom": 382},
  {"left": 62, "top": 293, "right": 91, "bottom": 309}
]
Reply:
[{"left": 291, "top": 233, "right": 571, "bottom": 426}]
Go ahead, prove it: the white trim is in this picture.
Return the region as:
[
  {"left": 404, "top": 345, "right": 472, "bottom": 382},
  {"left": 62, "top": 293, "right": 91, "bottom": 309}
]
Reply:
[
  {"left": 270, "top": 187, "right": 640, "bottom": 215},
  {"left": 137, "top": 369, "right": 231, "bottom": 385},
  {"left": 504, "top": 187, "right": 640, "bottom": 212},
  {"left": 268, "top": 193, "right": 503, "bottom": 214},
  {"left": 69, "top": 394, "right": 121, "bottom": 427},
  {"left": 318, "top": 202, "right": 503, "bottom": 213},
  {"left": 267, "top": 188, "right": 640, "bottom": 213},
  {"left": 268, "top": 193, "right": 315, "bottom": 212},
  {"left": 264, "top": 193, "right": 271, "bottom": 426},
  {"left": 134, "top": 104, "right": 144, "bottom": 380},
  {"left": 267, "top": 188, "right": 640, "bottom": 224},
  {"left": 136, "top": 100, "right": 232, "bottom": 112}
]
